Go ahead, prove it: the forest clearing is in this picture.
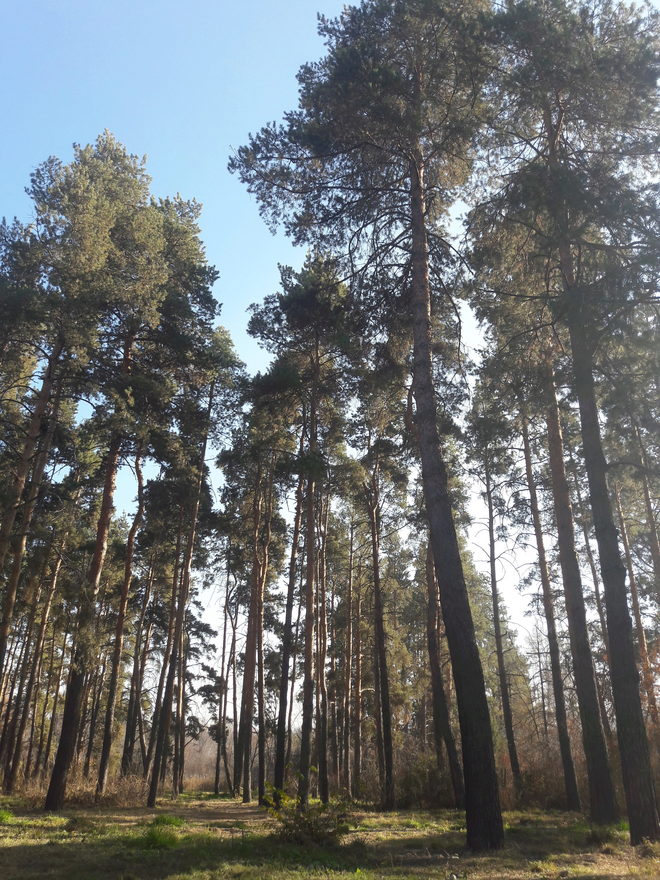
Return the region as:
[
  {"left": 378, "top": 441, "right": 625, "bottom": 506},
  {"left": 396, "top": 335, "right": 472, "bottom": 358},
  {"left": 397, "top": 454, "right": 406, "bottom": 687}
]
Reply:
[
  {"left": 1, "top": 794, "right": 659, "bottom": 880},
  {"left": 1, "top": 0, "right": 659, "bottom": 876}
]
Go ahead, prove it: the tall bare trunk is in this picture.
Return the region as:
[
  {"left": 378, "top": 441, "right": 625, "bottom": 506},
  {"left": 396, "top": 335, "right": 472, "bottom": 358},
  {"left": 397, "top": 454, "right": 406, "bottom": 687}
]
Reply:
[{"left": 409, "top": 152, "right": 502, "bottom": 849}]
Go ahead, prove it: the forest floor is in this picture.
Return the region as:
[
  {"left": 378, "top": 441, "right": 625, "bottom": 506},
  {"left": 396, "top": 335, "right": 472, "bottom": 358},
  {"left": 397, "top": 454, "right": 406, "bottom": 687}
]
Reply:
[{"left": 0, "top": 792, "right": 659, "bottom": 880}]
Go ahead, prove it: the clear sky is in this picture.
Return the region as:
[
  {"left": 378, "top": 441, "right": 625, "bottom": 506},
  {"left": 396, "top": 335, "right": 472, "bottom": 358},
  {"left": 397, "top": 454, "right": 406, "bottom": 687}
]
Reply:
[{"left": 1, "top": 0, "right": 347, "bottom": 370}]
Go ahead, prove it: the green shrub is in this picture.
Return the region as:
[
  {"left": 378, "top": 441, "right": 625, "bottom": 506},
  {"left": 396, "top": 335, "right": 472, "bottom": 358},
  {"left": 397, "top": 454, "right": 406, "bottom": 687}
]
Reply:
[
  {"left": 0, "top": 808, "right": 14, "bottom": 824},
  {"left": 270, "top": 794, "right": 352, "bottom": 846}
]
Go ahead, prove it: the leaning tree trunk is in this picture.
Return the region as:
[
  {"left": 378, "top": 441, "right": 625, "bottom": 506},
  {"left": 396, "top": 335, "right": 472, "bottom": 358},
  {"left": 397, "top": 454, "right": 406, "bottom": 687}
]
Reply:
[
  {"left": 520, "top": 413, "right": 581, "bottom": 811},
  {"left": 409, "top": 152, "right": 502, "bottom": 850}
]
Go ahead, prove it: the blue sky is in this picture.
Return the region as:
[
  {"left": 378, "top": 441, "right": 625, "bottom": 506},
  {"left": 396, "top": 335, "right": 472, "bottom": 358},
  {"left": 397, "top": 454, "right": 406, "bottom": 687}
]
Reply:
[{"left": 1, "top": 0, "right": 347, "bottom": 371}]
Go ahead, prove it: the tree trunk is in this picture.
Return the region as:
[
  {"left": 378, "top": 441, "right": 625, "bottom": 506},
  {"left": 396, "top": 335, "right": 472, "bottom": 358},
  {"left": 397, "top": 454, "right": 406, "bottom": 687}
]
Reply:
[
  {"left": 41, "top": 619, "right": 70, "bottom": 776},
  {"left": 521, "top": 413, "right": 581, "bottom": 811},
  {"left": 273, "top": 466, "right": 304, "bottom": 803},
  {"left": 566, "top": 309, "right": 659, "bottom": 841},
  {"left": 352, "top": 574, "right": 362, "bottom": 801},
  {"left": 0, "top": 340, "right": 62, "bottom": 581},
  {"left": 145, "top": 519, "right": 183, "bottom": 779},
  {"left": 147, "top": 387, "right": 212, "bottom": 808},
  {"left": 544, "top": 354, "right": 618, "bottom": 825},
  {"left": 615, "top": 486, "right": 659, "bottom": 732},
  {"left": 121, "top": 564, "right": 154, "bottom": 776},
  {"left": 409, "top": 153, "right": 503, "bottom": 850},
  {"left": 315, "top": 496, "right": 330, "bottom": 805},
  {"left": 45, "top": 432, "right": 122, "bottom": 810},
  {"left": 366, "top": 470, "right": 394, "bottom": 810},
  {"left": 5, "top": 545, "right": 62, "bottom": 792},
  {"left": 0, "top": 384, "right": 61, "bottom": 681},
  {"left": 298, "top": 385, "right": 318, "bottom": 808},
  {"left": 484, "top": 461, "right": 523, "bottom": 800},
  {"left": 425, "top": 543, "right": 465, "bottom": 809},
  {"left": 632, "top": 422, "right": 660, "bottom": 603},
  {"left": 97, "top": 446, "right": 145, "bottom": 797},
  {"left": 342, "top": 523, "right": 354, "bottom": 796}
]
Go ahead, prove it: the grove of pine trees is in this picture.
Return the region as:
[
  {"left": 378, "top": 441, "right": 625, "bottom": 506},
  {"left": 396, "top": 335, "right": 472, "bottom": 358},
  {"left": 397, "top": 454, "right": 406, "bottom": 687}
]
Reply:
[{"left": 0, "top": 0, "right": 658, "bottom": 854}]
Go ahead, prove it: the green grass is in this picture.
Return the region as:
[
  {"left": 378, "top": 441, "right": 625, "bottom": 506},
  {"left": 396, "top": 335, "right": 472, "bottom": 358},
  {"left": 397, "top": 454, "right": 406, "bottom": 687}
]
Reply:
[
  {"left": 0, "top": 796, "right": 657, "bottom": 880},
  {"left": 150, "top": 813, "right": 186, "bottom": 828}
]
